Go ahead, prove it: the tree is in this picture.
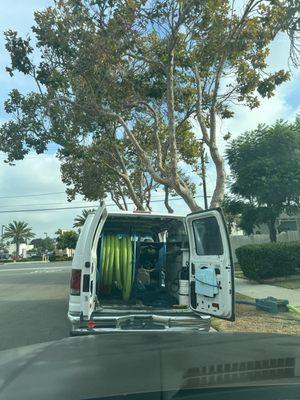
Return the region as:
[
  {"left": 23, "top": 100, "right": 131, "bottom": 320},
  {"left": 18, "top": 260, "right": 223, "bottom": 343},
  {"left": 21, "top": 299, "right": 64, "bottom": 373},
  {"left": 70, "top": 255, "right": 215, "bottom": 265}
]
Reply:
[
  {"left": 226, "top": 118, "right": 300, "bottom": 242},
  {"left": 3, "top": 221, "right": 35, "bottom": 257},
  {"left": 56, "top": 229, "right": 78, "bottom": 250},
  {"left": 61, "top": 120, "right": 199, "bottom": 211},
  {"left": 60, "top": 130, "right": 160, "bottom": 211},
  {"left": 31, "top": 237, "right": 55, "bottom": 254},
  {"left": 1, "top": 1, "right": 298, "bottom": 210},
  {"left": 73, "top": 209, "right": 95, "bottom": 228},
  {"left": 222, "top": 195, "right": 242, "bottom": 234}
]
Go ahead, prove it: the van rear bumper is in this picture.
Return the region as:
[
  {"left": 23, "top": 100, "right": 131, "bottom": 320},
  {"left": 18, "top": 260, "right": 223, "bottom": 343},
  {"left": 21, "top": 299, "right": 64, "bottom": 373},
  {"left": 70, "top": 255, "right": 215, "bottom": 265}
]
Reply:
[{"left": 68, "top": 311, "right": 211, "bottom": 335}]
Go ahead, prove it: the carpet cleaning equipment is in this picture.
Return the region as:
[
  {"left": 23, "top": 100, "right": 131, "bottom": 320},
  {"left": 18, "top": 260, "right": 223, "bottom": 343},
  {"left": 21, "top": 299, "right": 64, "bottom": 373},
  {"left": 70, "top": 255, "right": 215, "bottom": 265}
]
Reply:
[
  {"left": 178, "top": 266, "right": 189, "bottom": 306},
  {"left": 107, "top": 235, "right": 115, "bottom": 288},
  {"left": 122, "top": 236, "right": 132, "bottom": 301},
  {"left": 286, "top": 304, "right": 300, "bottom": 315},
  {"left": 236, "top": 296, "right": 300, "bottom": 316},
  {"left": 114, "top": 236, "right": 122, "bottom": 290},
  {"left": 255, "top": 296, "right": 289, "bottom": 313},
  {"left": 99, "top": 234, "right": 133, "bottom": 300}
]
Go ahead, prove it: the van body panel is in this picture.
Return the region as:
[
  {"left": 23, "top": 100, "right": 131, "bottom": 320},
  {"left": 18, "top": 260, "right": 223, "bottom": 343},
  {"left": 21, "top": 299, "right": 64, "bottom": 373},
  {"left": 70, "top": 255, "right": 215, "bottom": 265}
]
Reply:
[
  {"left": 68, "top": 207, "right": 234, "bottom": 333},
  {"left": 68, "top": 206, "right": 107, "bottom": 319},
  {"left": 185, "top": 209, "right": 235, "bottom": 321},
  {"left": 68, "top": 213, "right": 94, "bottom": 316}
]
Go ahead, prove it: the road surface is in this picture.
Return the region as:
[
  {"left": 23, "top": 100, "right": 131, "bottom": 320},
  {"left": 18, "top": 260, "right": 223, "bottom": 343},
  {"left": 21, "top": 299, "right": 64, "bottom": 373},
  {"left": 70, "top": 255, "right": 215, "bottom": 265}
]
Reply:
[{"left": 0, "top": 261, "right": 72, "bottom": 351}]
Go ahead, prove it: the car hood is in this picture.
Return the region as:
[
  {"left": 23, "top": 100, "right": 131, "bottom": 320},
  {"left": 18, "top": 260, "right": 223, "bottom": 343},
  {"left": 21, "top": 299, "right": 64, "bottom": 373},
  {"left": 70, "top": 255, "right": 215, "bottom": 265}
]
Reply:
[{"left": 0, "top": 332, "right": 299, "bottom": 400}]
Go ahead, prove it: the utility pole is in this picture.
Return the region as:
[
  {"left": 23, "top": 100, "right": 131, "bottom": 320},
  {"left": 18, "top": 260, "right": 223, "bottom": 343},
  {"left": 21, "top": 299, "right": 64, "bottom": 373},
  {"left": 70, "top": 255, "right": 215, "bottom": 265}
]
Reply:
[
  {"left": 200, "top": 146, "right": 209, "bottom": 210},
  {"left": 1, "top": 225, "right": 5, "bottom": 241}
]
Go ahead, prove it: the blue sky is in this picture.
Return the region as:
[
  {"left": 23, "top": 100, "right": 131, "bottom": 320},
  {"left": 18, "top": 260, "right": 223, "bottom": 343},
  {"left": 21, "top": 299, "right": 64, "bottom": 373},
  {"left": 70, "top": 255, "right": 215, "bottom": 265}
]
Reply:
[{"left": 0, "top": 1, "right": 299, "bottom": 237}]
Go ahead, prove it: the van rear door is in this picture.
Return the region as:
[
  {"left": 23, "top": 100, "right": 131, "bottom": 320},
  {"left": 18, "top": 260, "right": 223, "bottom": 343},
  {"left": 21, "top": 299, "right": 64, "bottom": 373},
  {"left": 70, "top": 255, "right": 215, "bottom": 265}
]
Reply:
[
  {"left": 81, "top": 204, "right": 107, "bottom": 320},
  {"left": 185, "top": 209, "right": 235, "bottom": 321}
]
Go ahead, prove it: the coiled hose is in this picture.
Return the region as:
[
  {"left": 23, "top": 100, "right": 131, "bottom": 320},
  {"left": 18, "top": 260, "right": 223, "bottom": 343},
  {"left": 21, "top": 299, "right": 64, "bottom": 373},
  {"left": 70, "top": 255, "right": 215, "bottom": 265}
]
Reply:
[{"left": 100, "top": 234, "right": 132, "bottom": 301}]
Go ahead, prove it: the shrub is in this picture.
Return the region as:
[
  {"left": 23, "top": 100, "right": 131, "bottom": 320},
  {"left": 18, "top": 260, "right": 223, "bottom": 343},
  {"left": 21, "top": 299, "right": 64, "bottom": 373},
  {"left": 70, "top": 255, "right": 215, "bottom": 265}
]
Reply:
[
  {"left": 49, "top": 254, "right": 73, "bottom": 262},
  {"left": 236, "top": 241, "right": 300, "bottom": 281}
]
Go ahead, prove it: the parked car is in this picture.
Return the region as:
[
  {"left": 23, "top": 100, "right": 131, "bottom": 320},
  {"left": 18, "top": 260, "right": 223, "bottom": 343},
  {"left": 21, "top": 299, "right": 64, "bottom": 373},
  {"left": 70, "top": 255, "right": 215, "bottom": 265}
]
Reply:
[
  {"left": 68, "top": 206, "right": 235, "bottom": 335},
  {"left": 29, "top": 252, "right": 38, "bottom": 258},
  {"left": 0, "top": 253, "right": 9, "bottom": 260}
]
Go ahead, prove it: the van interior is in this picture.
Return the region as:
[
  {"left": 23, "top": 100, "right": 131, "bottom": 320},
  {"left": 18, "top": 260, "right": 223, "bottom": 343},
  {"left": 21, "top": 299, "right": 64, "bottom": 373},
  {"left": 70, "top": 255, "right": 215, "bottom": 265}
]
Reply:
[{"left": 96, "top": 214, "right": 189, "bottom": 309}]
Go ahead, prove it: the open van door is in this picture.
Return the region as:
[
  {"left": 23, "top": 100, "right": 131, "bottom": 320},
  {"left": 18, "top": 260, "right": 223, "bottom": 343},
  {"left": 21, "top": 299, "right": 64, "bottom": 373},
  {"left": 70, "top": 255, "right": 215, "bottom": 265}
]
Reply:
[
  {"left": 80, "top": 204, "right": 107, "bottom": 320},
  {"left": 185, "top": 209, "right": 235, "bottom": 321}
]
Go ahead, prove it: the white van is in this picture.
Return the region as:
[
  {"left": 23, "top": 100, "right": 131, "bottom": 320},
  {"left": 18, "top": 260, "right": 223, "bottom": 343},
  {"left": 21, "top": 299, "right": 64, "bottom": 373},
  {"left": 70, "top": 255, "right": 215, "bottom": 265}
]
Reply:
[{"left": 68, "top": 205, "right": 235, "bottom": 334}]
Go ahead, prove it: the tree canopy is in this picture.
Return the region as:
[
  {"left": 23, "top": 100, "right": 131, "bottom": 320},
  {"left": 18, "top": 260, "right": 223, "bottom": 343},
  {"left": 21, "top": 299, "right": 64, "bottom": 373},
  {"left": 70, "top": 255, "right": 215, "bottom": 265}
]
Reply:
[
  {"left": 56, "top": 229, "right": 79, "bottom": 250},
  {"left": 226, "top": 117, "right": 300, "bottom": 242},
  {"left": 3, "top": 221, "right": 35, "bottom": 257},
  {"left": 73, "top": 209, "right": 95, "bottom": 228},
  {"left": 1, "top": 0, "right": 299, "bottom": 210},
  {"left": 31, "top": 237, "right": 55, "bottom": 253}
]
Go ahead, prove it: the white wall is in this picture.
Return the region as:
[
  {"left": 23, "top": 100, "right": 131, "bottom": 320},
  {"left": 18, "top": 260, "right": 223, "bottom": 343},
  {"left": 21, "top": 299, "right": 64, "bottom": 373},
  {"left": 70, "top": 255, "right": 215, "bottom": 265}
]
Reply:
[
  {"left": 7, "top": 243, "right": 34, "bottom": 257},
  {"left": 230, "top": 231, "right": 300, "bottom": 263}
]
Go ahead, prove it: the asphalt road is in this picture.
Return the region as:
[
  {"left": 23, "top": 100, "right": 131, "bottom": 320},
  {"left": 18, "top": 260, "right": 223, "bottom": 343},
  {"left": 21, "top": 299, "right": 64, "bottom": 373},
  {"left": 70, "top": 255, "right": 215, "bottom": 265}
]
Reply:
[{"left": 0, "top": 261, "right": 72, "bottom": 351}]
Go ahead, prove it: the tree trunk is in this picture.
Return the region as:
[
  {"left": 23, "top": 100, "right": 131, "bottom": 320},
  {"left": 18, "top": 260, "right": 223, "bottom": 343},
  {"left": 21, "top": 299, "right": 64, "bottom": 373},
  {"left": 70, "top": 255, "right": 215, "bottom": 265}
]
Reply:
[
  {"left": 120, "top": 192, "right": 128, "bottom": 211},
  {"left": 174, "top": 182, "right": 201, "bottom": 212},
  {"left": 121, "top": 175, "right": 145, "bottom": 211},
  {"left": 267, "top": 217, "right": 277, "bottom": 243},
  {"left": 209, "top": 143, "right": 225, "bottom": 208},
  {"left": 166, "top": 48, "right": 178, "bottom": 181},
  {"left": 164, "top": 185, "right": 174, "bottom": 214}
]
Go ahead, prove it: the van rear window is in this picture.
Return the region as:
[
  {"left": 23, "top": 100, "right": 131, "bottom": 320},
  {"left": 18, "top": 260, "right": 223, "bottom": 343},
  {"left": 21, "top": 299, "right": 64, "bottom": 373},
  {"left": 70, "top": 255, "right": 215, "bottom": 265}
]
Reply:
[{"left": 192, "top": 217, "right": 223, "bottom": 256}]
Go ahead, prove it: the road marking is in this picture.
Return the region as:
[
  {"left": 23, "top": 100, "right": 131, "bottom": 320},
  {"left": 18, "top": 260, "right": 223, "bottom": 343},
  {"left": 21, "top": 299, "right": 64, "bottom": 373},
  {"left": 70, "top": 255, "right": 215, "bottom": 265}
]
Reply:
[
  {"left": 30, "top": 269, "right": 67, "bottom": 274},
  {"left": 0, "top": 266, "right": 70, "bottom": 273}
]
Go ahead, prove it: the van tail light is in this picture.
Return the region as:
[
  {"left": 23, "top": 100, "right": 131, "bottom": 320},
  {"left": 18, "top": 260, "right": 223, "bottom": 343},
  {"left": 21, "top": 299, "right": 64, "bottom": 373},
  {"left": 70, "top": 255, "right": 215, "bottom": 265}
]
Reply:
[{"left": 70, "top": 269, "right": 81, "bottom": 296}]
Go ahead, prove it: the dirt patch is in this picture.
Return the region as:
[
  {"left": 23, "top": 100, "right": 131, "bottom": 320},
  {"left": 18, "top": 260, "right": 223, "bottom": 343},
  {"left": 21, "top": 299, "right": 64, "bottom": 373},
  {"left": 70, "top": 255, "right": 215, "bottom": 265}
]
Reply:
[
  {"left": 212, "top": 293, "right": 300, "bottom": 335},
  {"left": 268, "top": 278, "right": 300, "bottom": 289},
  {"left": 260, "top": 274, "right": 300, "bottom": 283}
]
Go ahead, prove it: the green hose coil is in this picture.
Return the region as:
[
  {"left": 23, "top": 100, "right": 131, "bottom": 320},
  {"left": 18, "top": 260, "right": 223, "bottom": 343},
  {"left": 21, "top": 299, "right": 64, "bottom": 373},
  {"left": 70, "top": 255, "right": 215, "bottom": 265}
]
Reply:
[
  {"left": 122, "top": 236, "right": 132, "bottom": 301},
  {"left": 100, "top": 235, "right": 107, "bottom": 282},
  {"left": 114, "top": 237, "right": 122, "bottom": 289},
  {"left": 100, "top": 234, "right": 132, "bottom": 300},
  {"left": 103, "top": 235, "right": 111, "bottom": 285},
  {"left": 287, "top": 304, "right": 300, "bottom": 315},
  {"left": 107, "top": 235, "right": 115, "bottom": 289}
]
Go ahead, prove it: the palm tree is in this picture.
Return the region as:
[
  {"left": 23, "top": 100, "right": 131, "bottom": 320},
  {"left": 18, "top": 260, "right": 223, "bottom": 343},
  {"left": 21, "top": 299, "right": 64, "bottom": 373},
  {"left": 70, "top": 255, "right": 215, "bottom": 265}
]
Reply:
[
  {"left": 73, "top": 209, "right": 95, "bottom": 228},
  {"left": 3, "top": 221, "right": 35, "bottom": 258}
]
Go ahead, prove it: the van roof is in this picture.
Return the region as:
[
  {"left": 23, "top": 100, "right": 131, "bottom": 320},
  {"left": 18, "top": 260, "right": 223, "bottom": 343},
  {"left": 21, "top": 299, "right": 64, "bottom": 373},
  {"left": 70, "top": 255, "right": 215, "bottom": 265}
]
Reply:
[{"left": 106, "top": 210, "right": 185, "bottom": 219}]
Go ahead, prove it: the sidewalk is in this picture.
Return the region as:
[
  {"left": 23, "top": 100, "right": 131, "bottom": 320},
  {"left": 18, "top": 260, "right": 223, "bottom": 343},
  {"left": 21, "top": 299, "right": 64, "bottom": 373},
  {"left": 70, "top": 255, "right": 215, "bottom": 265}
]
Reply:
[{"left": 235, "top": 278, "right": 300, "bottom": 306}]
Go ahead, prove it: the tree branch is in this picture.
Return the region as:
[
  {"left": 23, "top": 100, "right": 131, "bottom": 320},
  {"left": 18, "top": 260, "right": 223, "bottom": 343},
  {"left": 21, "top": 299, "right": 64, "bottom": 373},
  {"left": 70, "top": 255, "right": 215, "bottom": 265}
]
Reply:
[
  {"left": 117, "top": 182, "right": 128, "bottom": 211},
  {"left": 99, "top": 108, "right": 171, "bottom": 187},
  {"left": 110, "top": 190, "right": 124, "bottom": 210},
  {"left": 194, "top": 66, "right": 209, "bottom": 145},
  {"left": 164, "top": 185, "right": 174, "bottom": 213},
  {"left": 166, "top": 48, "right": 179, "bottom": 181},
  {"left": 137, "top": 101, "right": 164, "bottom": 173}
]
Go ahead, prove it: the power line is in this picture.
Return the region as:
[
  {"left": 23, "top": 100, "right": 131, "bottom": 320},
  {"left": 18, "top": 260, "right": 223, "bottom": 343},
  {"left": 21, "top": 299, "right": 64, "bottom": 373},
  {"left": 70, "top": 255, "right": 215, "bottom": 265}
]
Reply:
[
  {"left": 0, "top": 191, "right": 66, "bottom": 200},
  {"left": 0, "top": 191, "right": 211, "bottom": 204},
  {"left": 0, "top": 205, "right": 98, "bottom": 214},
  {"left": 0, "top": 195, "right": 208, "bottom": 214},
  {"left": 0, "top": 201, "right": 94, "bottom": 209}
]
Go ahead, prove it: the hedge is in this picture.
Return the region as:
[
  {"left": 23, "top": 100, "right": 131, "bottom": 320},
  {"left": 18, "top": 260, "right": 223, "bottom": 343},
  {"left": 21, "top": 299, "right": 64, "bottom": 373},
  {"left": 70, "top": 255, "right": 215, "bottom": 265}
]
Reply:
[
  {"left": 49, "top": 254, "right": 73, "bottom": 262},
  {"left": 235, "top": 241, "right": 300, "bottom": 281}
]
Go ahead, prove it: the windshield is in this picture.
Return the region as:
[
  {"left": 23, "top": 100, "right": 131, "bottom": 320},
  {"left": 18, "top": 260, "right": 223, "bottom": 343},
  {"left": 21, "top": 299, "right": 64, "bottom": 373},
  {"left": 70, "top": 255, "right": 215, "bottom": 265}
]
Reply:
[{"left": 0, "top": 0, "right": 299, "bottom": 399}]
